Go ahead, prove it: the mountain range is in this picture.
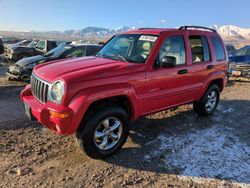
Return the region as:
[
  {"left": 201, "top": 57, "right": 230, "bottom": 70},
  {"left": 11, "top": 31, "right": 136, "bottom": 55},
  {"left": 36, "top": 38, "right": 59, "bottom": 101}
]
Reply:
[
  {"left": 1, "top": 25, "right": 249, "bottom": 43},
  {"left": 61, "top": 25, "right": 250, "bottom": 41},
  {"left": 211, "top": 25, "right": 250, "bottom": 41}
]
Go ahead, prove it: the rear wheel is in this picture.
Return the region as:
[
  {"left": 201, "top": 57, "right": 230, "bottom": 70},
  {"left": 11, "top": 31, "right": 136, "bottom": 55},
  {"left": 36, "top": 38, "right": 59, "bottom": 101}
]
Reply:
[
  {"left": 193, "top": 84, "right": 220, "bottom": 116},
  {"left": 76, "top": 106, "right": 129, "bottom": 159}
]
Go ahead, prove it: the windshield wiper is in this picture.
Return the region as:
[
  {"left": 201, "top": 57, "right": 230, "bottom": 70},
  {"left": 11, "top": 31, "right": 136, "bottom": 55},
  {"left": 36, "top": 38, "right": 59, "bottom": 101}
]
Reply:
[
  {"left": 108, "top": 54, "right": 127, "bottom": 62},
  {"left": 116, "top": 54, "right": 127, "bottom": 62},
  {"left": 95, "top": 54, "right": 103, "bottom": 58},
  {"left": 96, "top": 53, "right": 130, "bottom": 62}
]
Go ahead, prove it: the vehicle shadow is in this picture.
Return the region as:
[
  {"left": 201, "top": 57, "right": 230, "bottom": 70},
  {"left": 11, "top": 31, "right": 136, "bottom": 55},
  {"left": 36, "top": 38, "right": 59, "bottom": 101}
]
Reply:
[
  {"left": 105, "top": 100, "right": 250, "bottom": 184},
  {"left": 0, "top": 86, "right": 31, "bottom": 130},
  {"left": 227, "top": 77, "right": 250, "bottom": 87}
]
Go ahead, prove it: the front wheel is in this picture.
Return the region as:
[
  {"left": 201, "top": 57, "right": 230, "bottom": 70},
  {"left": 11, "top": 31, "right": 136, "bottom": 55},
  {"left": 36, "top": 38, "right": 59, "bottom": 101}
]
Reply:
[
  {"left": 193, "top": 84, "right": 220, "bottom": 116},
  {"left": 76, "top": 106, "right": 129, "bottom": 159}
]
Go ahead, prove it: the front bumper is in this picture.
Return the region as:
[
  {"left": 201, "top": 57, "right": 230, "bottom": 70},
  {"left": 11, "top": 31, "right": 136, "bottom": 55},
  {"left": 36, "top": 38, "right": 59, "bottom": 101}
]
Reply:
[
  {"left": 6, "top": 65, "right": 32, "bottom": 82},
  {"left": 20, "top": 85, "right": 88, "bottom": 135},
  {"left": 229, "top": 63, "right": 250, "bottom": 78},
  {"left": 4, "top": 53, "right": 17, "bottom": 61}
]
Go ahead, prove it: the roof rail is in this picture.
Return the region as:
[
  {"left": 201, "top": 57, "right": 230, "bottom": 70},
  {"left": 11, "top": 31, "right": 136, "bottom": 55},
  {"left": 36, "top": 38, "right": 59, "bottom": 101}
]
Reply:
[
  {"left": 138, "top": 28, "right": 161, "bottom": 30},
  {"left": 178, "top": 26, "right": 217, "bottom": 33}
]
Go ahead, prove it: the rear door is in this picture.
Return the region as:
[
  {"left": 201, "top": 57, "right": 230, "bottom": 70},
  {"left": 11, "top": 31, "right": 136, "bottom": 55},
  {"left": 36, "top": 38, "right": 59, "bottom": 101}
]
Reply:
[
  {"left": 142, "top": 32, "right": 195, "bottom": 114},
  {"left": 187, "top": 34, "right": 213, "bottom": 99}
]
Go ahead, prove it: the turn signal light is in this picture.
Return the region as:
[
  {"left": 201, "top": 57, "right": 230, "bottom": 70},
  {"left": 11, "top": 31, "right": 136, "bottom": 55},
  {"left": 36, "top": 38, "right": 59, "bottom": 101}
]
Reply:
[{"left": 49, "top": 111, "right": 69, "bottom": 119}]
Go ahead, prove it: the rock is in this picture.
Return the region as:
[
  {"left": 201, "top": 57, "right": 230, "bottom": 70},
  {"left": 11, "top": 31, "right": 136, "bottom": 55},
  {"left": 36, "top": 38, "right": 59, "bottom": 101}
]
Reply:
[
  {"left": 16, "top": 167, "right": 33, "bottom": 176},
  {"left": 7, "top": 170, "right": 17, "bottom": 175},
  {"left": 66, "top": 176, "right": 73, "bottom": 181}
]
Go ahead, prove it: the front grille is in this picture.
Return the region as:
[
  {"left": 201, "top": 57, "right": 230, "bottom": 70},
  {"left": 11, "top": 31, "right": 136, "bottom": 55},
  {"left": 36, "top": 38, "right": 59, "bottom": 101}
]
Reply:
[{"left": 31, "top": 74, "right": 49, "bottom": 103}]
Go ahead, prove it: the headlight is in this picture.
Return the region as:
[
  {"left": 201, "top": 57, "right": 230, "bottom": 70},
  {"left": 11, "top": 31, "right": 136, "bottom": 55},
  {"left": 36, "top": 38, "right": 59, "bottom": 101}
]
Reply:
[{"left": 50, "top": 81, "right": 64, "bottom": 104}]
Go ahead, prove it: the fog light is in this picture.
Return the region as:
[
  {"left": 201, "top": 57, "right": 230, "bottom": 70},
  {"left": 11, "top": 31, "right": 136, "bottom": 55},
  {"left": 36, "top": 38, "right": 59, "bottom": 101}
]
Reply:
[{"left": 49, "top": 111, "right": 69, "bottom": 119}]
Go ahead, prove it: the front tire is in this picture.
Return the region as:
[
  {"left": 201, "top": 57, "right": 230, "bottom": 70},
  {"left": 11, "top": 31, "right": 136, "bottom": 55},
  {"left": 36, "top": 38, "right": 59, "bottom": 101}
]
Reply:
[
  {"left": 76, "top": 106, "right": 129, "bottom": 159},
  {"left": 193, "top": 84, "right": 220, "bottom": 116}
]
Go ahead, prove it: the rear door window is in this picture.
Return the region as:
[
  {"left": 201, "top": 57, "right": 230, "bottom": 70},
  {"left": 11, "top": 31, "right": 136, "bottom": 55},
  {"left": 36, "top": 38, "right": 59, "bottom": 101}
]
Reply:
[
  {"left": 189, "top": 35, "right": 211, "bottom": 63},
  {"left": 211, "top": 36, "right": 226, "bottom": 61}
]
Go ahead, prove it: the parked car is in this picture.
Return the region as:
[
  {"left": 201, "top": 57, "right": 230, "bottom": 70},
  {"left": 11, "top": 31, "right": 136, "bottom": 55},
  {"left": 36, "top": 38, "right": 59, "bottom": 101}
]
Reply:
[
  {"left": 21, "top": 26, "right": 228, "bottom": 158},
  {"left": 4, "top": 40, "right": 57, "bottom": 61},
  {"left": 7, "top": 44, "right": 102, "bottom": 82},
  {"left": 1, "top": 37, "right": 20, "bottom": 45},
  {"left": 0, "top": 38, "right": 3, "bottom": 54},
  {"left": 3, "top": 39, "right": 32, "bottom": 56},
  {"left": 226, "top": 44, "right": 236, "bottom": 56},
  {"left": 228, "top": 45, "right": 250, "bottom": 78}
]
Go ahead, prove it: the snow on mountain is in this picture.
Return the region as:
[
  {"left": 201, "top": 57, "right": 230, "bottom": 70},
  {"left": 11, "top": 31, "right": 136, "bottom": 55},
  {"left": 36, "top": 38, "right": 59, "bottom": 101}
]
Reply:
[{"left": 211, "top": 25, "right": 250, "bottom": 40}]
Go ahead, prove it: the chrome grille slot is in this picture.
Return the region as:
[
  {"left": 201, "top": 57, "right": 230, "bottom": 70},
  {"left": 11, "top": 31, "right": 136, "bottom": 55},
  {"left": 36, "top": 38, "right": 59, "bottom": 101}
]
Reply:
[{"left": 31, "top": 74, "right": 49, "bottom": 103}]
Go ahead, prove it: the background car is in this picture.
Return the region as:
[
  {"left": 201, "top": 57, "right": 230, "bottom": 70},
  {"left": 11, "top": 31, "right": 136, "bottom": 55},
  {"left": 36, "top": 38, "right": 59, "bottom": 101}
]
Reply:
[
  {"left": 6, "top": 43, "right": 102, "bottom": 82},
  {"left": 226, "top": 44, "right": 236, "bottom": 56},
  {"left": 4, "top": 39, "right": 57, "bottom": 61},
  {"left": 228, "top": 45, "right": 250, "bottom": 78},
  {"left": 0, "top": 38, "right": 3, "bottom": 54},
  {"left": 1, "top": 37, "right": 20, "bottom": 45}
]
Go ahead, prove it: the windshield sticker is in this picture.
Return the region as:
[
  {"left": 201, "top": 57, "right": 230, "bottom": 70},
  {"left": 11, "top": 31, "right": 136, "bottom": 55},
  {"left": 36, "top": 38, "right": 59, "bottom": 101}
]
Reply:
[{"left": 139, "top": 35, "right": 157, "bottom": 42}]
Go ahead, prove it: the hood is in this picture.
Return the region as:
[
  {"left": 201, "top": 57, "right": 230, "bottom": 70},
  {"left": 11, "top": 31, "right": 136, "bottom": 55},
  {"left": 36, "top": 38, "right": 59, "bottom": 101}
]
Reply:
[
  {"left": 33, "top": 56, "right": 143, "bottom": 83},
  {"left": 16, "top": 55, "right": 46, "bottom": 67},
  {"left": 7, "top": 43, "right": 21, "bottom": 49},
  {"left": 11, "top": 45, "right": 33, "bottom": 51},
  {"left": 229, "top": 55, "right": 250, "bottom": 63}
]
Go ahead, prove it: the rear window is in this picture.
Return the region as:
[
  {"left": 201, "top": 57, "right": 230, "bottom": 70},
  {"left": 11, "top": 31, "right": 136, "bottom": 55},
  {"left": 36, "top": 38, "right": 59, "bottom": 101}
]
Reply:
[{"left": 211, "top": 36, "right": 225, "bottom": 61}]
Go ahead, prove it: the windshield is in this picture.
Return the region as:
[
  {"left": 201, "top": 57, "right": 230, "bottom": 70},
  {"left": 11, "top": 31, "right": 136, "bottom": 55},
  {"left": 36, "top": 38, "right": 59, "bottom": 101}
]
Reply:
[
  {"left": 96, "top": 34, "right": 158, "bottom": 63},
  {"left": 44, "top": 45, "right": 72, "bottom": 57},
  {"left": 235, "top": 46, "right": 250, "bottom": 56},
  {"left": 27, "top": 40, "right": 38, "bottom": 48}
]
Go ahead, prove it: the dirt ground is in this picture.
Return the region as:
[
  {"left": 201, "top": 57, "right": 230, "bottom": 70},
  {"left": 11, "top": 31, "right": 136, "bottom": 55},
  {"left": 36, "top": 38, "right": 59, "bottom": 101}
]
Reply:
[{"left": 0, "top": 63, "right": 250, "bottom": 188}]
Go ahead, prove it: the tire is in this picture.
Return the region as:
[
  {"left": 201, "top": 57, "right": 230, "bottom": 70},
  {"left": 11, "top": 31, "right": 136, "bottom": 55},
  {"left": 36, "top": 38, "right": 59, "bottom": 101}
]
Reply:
[
  {"left": 7, "top": 76, "right": 15, "bottom": 81},
  {"left": 193, "top": 84, "right": 220, "bottom": 116},
  {"left": 76, "top": 106, "right": 129, "bottom": 159}
]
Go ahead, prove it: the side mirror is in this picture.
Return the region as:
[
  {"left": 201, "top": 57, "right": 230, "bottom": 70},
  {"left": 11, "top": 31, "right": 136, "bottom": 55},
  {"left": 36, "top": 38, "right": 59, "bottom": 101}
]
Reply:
[{"left": 160, "top": 56, "right": 176, "bottom": 68}]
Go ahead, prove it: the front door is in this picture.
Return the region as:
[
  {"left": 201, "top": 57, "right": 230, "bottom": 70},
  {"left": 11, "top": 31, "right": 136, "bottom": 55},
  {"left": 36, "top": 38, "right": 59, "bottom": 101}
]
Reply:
[{"left": 142, "top": 34, "right": 194, "bottom": 115}]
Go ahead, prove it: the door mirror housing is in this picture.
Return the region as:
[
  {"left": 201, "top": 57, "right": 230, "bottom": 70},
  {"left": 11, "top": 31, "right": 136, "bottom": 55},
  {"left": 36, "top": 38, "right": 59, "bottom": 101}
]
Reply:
[{"left": 160, "top": 56, "right": 176, "bottom": 68}]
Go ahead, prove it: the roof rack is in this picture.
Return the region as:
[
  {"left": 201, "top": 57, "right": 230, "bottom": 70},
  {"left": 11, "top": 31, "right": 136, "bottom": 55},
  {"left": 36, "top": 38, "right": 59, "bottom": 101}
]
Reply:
[
  {"left": 138, "top": 28, "right": 162, "bottom": 30},
  {"left": 178, "top": 26, "right": 217, "bottom": 33}
]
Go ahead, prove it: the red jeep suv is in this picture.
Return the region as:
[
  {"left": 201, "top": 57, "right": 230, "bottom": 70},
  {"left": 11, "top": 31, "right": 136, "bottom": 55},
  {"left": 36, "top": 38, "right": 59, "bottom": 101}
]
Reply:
[{"left": 21, "top": 26, "right": 228, "bottom": 158}]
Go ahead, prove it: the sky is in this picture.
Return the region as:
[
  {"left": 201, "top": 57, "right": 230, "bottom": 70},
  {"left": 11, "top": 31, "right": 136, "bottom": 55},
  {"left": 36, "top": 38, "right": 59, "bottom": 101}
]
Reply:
[{"left": 0, "top": 0, "right": 249, "bottom": 31}]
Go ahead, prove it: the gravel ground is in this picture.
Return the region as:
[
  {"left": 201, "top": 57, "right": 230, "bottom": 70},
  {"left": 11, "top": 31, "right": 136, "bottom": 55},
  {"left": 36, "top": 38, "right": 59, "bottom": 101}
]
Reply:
[{"left": 0, "top": 62, "right": 250, "bottom": 187}]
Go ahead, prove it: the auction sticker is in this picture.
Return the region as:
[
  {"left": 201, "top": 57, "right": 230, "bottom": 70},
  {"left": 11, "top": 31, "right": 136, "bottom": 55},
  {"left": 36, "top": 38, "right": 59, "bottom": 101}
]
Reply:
[{"left": 139, "top": 35, "right": 157, "bottom": 42}]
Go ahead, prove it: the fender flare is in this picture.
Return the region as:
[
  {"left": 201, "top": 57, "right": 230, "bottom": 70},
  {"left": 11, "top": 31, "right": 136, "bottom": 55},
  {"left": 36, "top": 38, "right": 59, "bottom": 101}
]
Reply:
[{"left": 66, "top": 84, "right": 140, "bottom": 133}]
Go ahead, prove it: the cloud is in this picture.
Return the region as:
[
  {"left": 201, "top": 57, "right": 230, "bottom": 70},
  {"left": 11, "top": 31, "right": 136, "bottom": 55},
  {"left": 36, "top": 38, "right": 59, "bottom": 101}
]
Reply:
[{"left": 158, "top": 19, "right": 166, "bottom": 24}]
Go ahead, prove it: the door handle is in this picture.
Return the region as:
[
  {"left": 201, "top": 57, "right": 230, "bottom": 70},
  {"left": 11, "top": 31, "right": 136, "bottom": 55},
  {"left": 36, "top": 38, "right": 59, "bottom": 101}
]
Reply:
[
  {"left": 178, "top": 69, "right": 188, "bottom": 74},
  {"left": 207, "top": 65, "right": 214, "bottom": 70}
]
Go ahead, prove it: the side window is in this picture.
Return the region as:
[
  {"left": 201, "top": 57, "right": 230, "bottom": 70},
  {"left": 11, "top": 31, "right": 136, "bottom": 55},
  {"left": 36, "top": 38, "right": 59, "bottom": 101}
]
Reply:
[
  {"left": 86, "top": 46, "right": 99, "bottom": 56},
  {"left": 65, "top": 47, "right": 85, "bottom": 58},
  {"left": 211, "top": 36, "right": 226, "bottom": 61},
  {"left": 36, "top": 41, "right": 46, "bottom": 50},
  {"left": 158, "top": 36, "right": 186, "bottom": 65},
  {"left": 189, "top": 35, "right": 211, "bottom": 63}
]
